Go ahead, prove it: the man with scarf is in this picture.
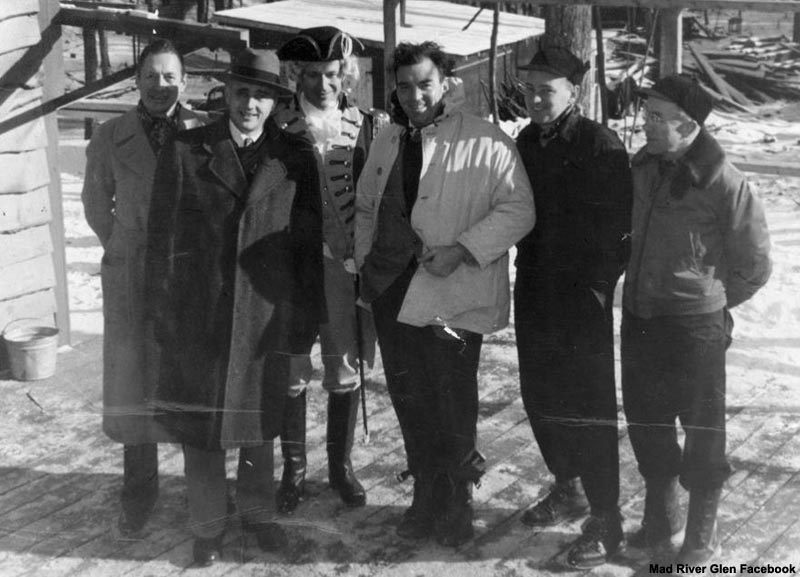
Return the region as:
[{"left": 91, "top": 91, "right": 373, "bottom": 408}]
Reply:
[
  {"left": 82, "top": 39, "right": 206, "bottom": 538},
  {"left": 272, "top": 26, "right": 380, "bottom": 514},
  {"left": 355, "top": 41, "right": 534, "bottom": 547},
  {"left": 513, "top": 44, "right": 633, "bottom": 567}
]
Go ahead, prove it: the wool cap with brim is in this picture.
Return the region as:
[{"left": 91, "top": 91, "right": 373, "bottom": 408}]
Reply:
[
  {"left": 637, "top": 73, "right": 713, "bottom": 125},
  {"left": 518, "top": 46, "right": 590, "bottom": 85},
  {"left": 276, "top": 26, "right": 364, "bottom": 62},
  {"left": 214, "top": 48, "right": 293, "bottom": 95}
]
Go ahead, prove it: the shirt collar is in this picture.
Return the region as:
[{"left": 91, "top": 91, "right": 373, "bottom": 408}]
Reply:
[{"left": 228, "top": 119, "right": 263, "bottom": 148}]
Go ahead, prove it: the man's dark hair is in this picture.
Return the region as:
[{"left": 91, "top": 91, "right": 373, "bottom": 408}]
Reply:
[
  {"left": 138, "top": 39, "right": 185, "bottom": 76},
  {"left": 392, "top": 41, "right": 453, "bottom": 77}
]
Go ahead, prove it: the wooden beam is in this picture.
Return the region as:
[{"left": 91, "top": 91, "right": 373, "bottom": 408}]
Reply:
[
  {"left": 383, "top": 0, "right": 398, "bottom": 107},
  {"left": 56, "top": 5, "right": 249, "bottom": 52},
  {"left": 472, "top": 0, "right": 800, "bottom": 13},
  {"left": 733, "top": 160, "right": 800, "bottom": 177},
  {"left": 38, "top": 0, "right": 70, "bottom": 345},
  {"left": 660, "top": 7, "right": 683, "bottom": 76}
]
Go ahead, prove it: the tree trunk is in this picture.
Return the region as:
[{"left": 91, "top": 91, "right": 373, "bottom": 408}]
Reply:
[{"left": 542, "top": 4, "right": 594, "bottom": 117}]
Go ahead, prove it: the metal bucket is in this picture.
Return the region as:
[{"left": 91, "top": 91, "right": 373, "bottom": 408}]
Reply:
[{"left": 2, "top": 323, "right": 59, "bottom": 381}]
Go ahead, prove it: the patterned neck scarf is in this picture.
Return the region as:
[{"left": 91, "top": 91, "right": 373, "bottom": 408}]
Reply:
[{"left": 137, "top": 101, "right": 182, "bottom": 156}]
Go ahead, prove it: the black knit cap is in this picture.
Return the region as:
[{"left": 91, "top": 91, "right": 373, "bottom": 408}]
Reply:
[
  {"left": 637, "top": 73, "right": 714, "bottom": 125},
  {"left": 518, "top": 46, "right": 590, "bottom": 85},
  {"left": 277, "top": 26, "right": 364, "bottom": 62}
]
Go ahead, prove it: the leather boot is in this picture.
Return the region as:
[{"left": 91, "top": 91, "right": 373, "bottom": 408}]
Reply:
[
  {"left": 521, "top": 477, "right": 589, "bottom": 527},
  {"left": 397, "top": 471, "right": 437, "bottom": 539},
  {"left": 676, "top": 488, "right": 722, "bottom": 573},
  {"left": 276, "top": 391, "right": 307, "bottom": 514},
  {"left": 327, "top": 391, "right": 366, "bottom": 507},
  {"left": 435, "top": 477, "right": 474, "bottom": 547},
  {"left": 567, "top": 510, "right": 624, "bottom": 568},
  {"left": 629, "top": 476, "right": 684, "bottom": 557}
]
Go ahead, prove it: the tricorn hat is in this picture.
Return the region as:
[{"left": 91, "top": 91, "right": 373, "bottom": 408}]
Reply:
[
  {"left": 637, "top": 73, "right": 714, "bottom": 125},
  {"left": 518, "top": 46, "right": 590, "bottom": 85},
  {"left": 277, "top": 26, "right": 364, "bottom": 62},
  {"left": 215, "top": 48, "right": 292, "bottom": 95}
]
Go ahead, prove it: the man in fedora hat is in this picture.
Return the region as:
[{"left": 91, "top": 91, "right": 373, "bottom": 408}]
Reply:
[
  {"left": 145, "top": 48, "right": 324, "bottom": 567},
  {"left": 82, "top": 38, "right": 206, "bottom": 538},
  {"left": 513, "top": 42, "right": 633, "bottom": 567},
  {"left": 272, "top": 26, "right": 381, "bottom": 514},
  {"left": 622, "top": 74, "right": 771, "bottom": 571}
]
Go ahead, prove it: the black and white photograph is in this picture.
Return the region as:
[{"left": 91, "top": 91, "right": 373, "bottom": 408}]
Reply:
[{"left": 1, "top": 0, "right": 798, "bottom": 575}]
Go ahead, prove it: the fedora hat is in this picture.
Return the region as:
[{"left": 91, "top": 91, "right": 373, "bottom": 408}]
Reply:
[
  {"left": 216, "top": 48, "right": 292, "bottom": 95},
  {"left": 277, "top": 26, "right": 363, "bottom": 62}
]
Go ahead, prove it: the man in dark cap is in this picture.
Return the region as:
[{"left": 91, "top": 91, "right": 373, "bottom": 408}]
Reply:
[
  {"left": 272, "top": 26, "right": 380, "bottom": 514},
  {"left": 622, "top": 74, "right": 771, "bottom": 572},
  {"left": 145, "top": 48, "right": 323, "bottom": 567},
  {"left": 513, "top": 42, "right": 633, "bottom": 567}
]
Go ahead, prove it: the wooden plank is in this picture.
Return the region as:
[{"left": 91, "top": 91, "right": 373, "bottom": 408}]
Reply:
[
  {"left": 0, "top": 289, "right": 56, "bottom": 330},
  {"left": 56, "top": 6, "right": 249, "bottom": 52},
  {"left": 0, "top": 185, "right": 52, "bottom": 232},
  {"left": 0, "top": 49, "right": 43, "bottom": 87},
  {"left": 0, "top": 224, "right": 53, "bottom": 268},
  {"left": 0, "top": 116, "right": 47, "bottom": 153},
  {"left": 478, "top": 0, "right": 800, "bottom": 13},
  {"left": 0, "top": 15, "right": 41, "bottom": 57},
  {"left": 733, "top": 160, "right": 800, "bottom": 177},
  {"left": 0, "top": 0, "right": 39, "bottom": 23},
  {"left": 39, "top": 0, "right": 70, "bottom": 347},
  {"left": 0, "top": 149, "right": 50, "bottom": 194},
  {"left": 0, "top": 254, "right": 56, "bottom": 302},
  {"left": 660, "top": 7, "right": 683, "bottom": 76},
  {"left": 0, "top": 87, "right": 42, "bottom": 122},
  {"left": 690, "top": 41, "right": 734, "bottom": 99}
]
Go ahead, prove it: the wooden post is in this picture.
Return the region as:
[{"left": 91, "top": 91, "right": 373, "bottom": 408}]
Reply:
[
  {"left": 38, "top": 0, "right": 71, "bottom": 345},
  {"left": 383, "top": 0, "right": 399, "bottom": 107},
  {"left": 83, "top": 25, "right": 98, "bottom": 138},
  {"left": 659, "top": 7, "right": 683, "bottom": 77},
  {"left": 489, "top": 3, "right": 499, "bottom": 125},
  {"left": 99, "top": 29, "right": 111, "bottom": 78},
  {"left": 794, "top": 12, "right": 800, "bottom": 44},
  {"left": 593, "top": 6, "right": 609, "bottom": 126}
]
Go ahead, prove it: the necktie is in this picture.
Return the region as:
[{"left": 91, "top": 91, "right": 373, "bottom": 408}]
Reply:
[{"left": 242, "top": 137, "right": 253, "bottom": 148}]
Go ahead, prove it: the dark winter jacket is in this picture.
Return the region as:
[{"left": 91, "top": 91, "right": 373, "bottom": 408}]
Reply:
[
  {"left": 515, "top": 109, "right": 633, "bottom": 318},
  {"left": 144, "top": 117, "right": 323, "bottom": 450},
  {"left": 623, "top": 127, "right": 772, "bottom": 318}
]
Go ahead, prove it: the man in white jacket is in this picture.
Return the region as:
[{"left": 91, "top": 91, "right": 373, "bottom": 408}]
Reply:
[{"left": 355, "top": 41, "right": 535, "bottom": 547}]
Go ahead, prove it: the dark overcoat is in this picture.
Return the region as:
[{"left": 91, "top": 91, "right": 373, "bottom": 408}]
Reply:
[{"left": 144, "top": 118, "right": 323, "bottom": 451}]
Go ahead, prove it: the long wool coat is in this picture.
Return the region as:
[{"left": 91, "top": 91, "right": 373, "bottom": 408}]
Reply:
[
  {"left": 81, "top": 106, "right": 205, "bottom": 445},
  {"left": 144, "top": 118, "right": 324, "bottom": 450}
]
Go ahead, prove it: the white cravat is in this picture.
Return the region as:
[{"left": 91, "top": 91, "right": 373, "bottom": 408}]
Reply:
[{"left": 299, "top": 93, "right": 342, "bottom": 154}]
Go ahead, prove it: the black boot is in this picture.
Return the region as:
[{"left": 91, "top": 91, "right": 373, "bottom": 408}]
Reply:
[
  {"left": 629, "top": 476, "right": 684, "bottom": 557},
  {"left": 276, "top": 391, "right": 307, "bottom": 514},
  {"left": 327, "top": 391, "right": 366, "bottom": 507},
  {"left": 521, "top": 478, "right": 589, "bottom": 527},
  {"left": 397, "top": 471, "right": 437, "bottom": 539},
  {"left": 566, "top": 510, "right": 624, "bottom": 568},
  {"left": 676, "top": 488, "right": 722, "bottom": 573},
  {"left": 435, "top": 477, "right": 475, "bottom": 547}
]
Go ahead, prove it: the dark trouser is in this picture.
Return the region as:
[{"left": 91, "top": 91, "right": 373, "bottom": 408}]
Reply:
[
  {"left": 183, "top": 444, "right": 275, "bottom": 539},
  {"left": 122, "top": 443, "right": 158, "bottom": 513},
  {"left": 372, "top": 265, "right": 483, "bottom": 477},
  {"left": 514, "top": 273, "right": 620, "bottom": 514},
  {"left": 621, "top": 309, "right": 732, "bottom": 490}
]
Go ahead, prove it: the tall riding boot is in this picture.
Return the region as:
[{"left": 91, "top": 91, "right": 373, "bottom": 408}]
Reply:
[
  {"left": 629, "top": 476, "right": 684, "bottom": 556},
  {"left": 676, "top": 488, "right": 722, "bottom": 572},
  {"left": 327, "top": 391, "right": 366, "bottom": 507},
  {"left": 276, "top": 391, "right": 307, "bottom": 514}
]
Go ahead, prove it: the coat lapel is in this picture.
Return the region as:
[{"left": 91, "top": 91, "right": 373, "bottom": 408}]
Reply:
[
  {"left": 205, "top": 119, "right": 248, "bottom": 199},
  {"left": 113, "top": 109, "right": 156, "bottom": 177}
]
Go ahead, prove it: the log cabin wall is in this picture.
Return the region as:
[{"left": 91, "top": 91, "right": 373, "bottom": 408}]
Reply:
[{"left": 1, "top": 0, "right": 70, "bottom": 368}]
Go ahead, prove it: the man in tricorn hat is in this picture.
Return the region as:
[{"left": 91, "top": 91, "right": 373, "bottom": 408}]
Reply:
[
  {"left": 513, "top": 42, "right": 633, "bottom": 567},
  {"left": 272, "top": 26, "right": 380, "bottom": 514},
  {"left": 622, "top": 74, "right": 771, "bottom": 572},
  {"left": 144, "top": 48, "right": 323, "bottom": 567}
]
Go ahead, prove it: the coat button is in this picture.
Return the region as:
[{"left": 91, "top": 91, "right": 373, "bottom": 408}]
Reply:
[{"left": 377, "top": 167, "right": 383, "bottom": 175}]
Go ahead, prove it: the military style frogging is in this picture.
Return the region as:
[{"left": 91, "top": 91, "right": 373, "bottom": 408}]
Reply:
[{"left": 271, "top": 53, "right": 377, "bottom": 511}]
